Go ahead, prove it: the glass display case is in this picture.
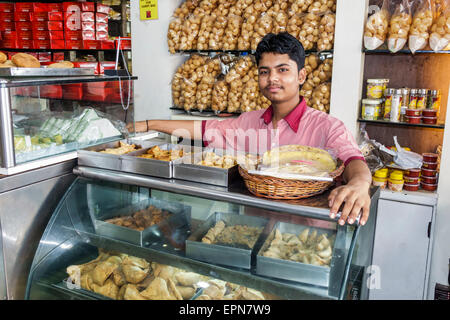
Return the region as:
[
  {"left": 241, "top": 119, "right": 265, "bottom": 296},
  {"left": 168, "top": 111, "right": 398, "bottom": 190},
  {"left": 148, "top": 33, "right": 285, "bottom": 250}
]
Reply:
[
  {"left": 0, "top": 75, "right": 136, "bottom": 175},
  {"left": 25, "top": 171, "right": 380, "bottom": 300}
]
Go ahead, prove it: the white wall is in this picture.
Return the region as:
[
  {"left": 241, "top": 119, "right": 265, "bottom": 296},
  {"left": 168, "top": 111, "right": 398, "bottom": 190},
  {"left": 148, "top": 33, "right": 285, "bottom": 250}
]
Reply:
[{"left": 130, "top": 0, "right": 185, "bottom": 121}]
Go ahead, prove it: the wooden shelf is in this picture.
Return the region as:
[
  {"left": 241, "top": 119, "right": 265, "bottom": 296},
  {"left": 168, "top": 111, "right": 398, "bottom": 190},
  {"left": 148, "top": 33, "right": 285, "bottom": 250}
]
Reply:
[
  {"left": 358, "top": 118, "right": 445, "bottom": 129},
  {"left": 364, "top": 49, "right": 450, "bottom": 54}
]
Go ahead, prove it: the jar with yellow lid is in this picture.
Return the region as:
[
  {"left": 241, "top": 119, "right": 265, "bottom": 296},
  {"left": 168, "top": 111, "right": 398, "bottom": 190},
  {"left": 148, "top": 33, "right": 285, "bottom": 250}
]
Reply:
[
  {"left": 388, "top": 170, "right": 404, "bottom": 192},
  {"left": 372, "top": 168, "right": 388, "bottom": 189},
  {"left": 367, "top": 79, "right": 385, "bottom": 99}
]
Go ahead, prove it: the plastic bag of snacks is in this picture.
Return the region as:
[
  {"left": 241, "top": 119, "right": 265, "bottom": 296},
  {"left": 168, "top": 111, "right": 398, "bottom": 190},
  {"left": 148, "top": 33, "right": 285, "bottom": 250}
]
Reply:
[
  {"left": 223, "top": 15, "right": 242, "bottom": 50},
  {"left": 209, "top": 13, "right": 228, "bottom": 50},
  {"left": 429, "top": 0, "right": 450, "bottom": 51},
  {"left": 167, "top": 17, "right": 183, "bottom": 54},
  {"left": 317, "top": 12, "right": 335, "bottom": 51},
  {"left": 287, "top": 13, "right": 303, "bottom": 39},
  {"left": 364, "top": 0, "right": 390, "bottom": 50},
  {"left": 310, "top": 82, "right": 331, "bottom": 113},
  {"left": 298, "top": 12, "right": 321, "bottom": 50},
  {"left": 388, "top": 0, "right": 413, "bottom": 52},
  {"left": 251, "top": 12, "right": 273, "bottom": 50},
  {"left": 212, "top": 80, "right": 229, "bottom": 112},
  {"left": 409, "top": 0, "right": 435, "bottom": 53},
  {"left": 196, "top": 57, "right": 222, "bottom": 111},
  {"left": 307, "top": 0, "right": 336, "bottom": 14},
  {"left": 181, "top": 55, "right": 209, "bottom": 111},
  {"left": 288, "top": 0, "right": 313, "bottom": 17}
]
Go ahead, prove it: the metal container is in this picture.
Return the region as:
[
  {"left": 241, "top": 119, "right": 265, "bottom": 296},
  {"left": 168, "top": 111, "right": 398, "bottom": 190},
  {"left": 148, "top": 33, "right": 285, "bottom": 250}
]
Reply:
[
  {"left": 173, "top": 149, "right": 240, "bottom": 187},
  {"left": 186, "top": 212, "right": 269, "bottom": 269},
  {"left": 89, "top": 198, "right": 191, "bottom": 246},
  {"left": 255, "top": 221, "right": 346, "bottom": 288},
  {"left": 0, "top": 67, "right": 95, "bottom": 77},
  {"left": 121, "top": 143, "right": 191, "bottom": 178}
]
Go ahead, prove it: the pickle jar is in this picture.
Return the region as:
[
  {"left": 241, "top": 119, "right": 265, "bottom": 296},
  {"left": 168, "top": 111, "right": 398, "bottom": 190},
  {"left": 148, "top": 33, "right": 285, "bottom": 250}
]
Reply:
[
  {"left": 388, "top": 170, "right": 404, "bottom": 192},
  {"left": 367, "top": 79, "right": 385, "bottom": 99},
  {"left": 427, "top": 90, "right": 440, "bottom": 110},
  {"left": 416, "top": 89, "right": 428, "bottom": 110},
  {"left": 362, "top": 99, "right": 382, "bottom": 120},
  {"left": 383, "top": 88, "right": 394, "bottom": 120},
  {"left": 409, "top": 89, "right": 418, "bottom": 109}
]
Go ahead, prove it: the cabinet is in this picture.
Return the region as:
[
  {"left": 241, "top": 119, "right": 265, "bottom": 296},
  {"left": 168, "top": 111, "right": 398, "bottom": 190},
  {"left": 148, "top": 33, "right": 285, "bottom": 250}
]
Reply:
[{"left": 25, "top": 167, "right": 380, "bottom": 300}]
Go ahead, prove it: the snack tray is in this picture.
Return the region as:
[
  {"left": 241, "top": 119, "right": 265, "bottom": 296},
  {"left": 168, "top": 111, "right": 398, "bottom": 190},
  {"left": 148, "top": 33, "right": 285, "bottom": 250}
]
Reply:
[
  {"left": 89, "top": 198, "right": 191, "bottom": 246},
  {"left": 0, "top": 67, "right": 95, "bottom": 77},
  {"left": 255, "top": 221, "right": 346, "bottom": 288},
  {"left": 173, "top": 148, "right": 239, "bottom": 187},
  {"left": 77, "top": 138, "right": 160, "bottom": 172},
  {"left": 185, "top": 212, "right": 269, "bottom": 269}
]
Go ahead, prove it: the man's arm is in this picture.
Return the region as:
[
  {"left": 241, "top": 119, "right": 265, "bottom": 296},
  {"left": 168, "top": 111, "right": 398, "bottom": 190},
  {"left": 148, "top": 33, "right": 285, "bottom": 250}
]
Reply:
[
  {"left": 328, "top": 159, "right": 372, "bottom": 226},
  {"left": 134, "top": 120, "right": 203, "bottom": 141}
]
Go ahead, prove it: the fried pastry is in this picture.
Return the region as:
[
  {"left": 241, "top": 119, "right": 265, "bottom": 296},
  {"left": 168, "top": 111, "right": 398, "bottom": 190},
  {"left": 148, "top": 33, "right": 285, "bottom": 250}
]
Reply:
[
  {"left": 176, "top": 286, "right": 196, "bottom": 299},
  {"left": 91, "top": 261, "right": 118, "bottom": 286},
  {"left": 48, "top": 61, "right": 74, "bottom": 68},
  {"left": 122, "top": 264, "right": 149, "bottom": 284},
  {"left": 122, "top": 256, "right": 150, "bottom": 269},
  {"left": 100, "top": 141, "right": 138, "bottom": 155},
  {"left": 167, "top": 278, "right": 183, "bottom": 300},
  {"left": 0, "top": 52, "right": 6, "bottom": 64},
  {"left": 123, "top": 284, "right": 147, "bottom": 300},
  {"left": 11, "top": 53, "right": 40, "bottom": 68},
  {"left": 112, "top": 268, "right": 127, "bottom": 287},
  {"left": 91, "top": 279, "right": 119, "bottom": 300},
  {"left": 241, "top": 288, "right": 266, "bottom": 300},
  {"left": 80, "top": 272, "right": 94, "bottom": 291},
  {"left": 140, "top": 277, "right": 174, "bottom": 300},
  {"left": 0, "top": 60, "right": 15, "bottom": 68},
  {"left": 174, "top": 271, "right": 205, "bottom": 287}
]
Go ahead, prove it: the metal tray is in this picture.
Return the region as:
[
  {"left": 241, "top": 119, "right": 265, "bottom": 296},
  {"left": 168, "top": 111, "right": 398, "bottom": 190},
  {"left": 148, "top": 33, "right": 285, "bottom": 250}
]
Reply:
[
  {"left": 185, "top": 212, "right": 269, "bottom": 269},
  {"left": 121, "top": 143, "right": 191, "bottom": 178},
  {"left": 0, "top": 67, "right": 95, "bottom": 77},
  {"left": 173, "top": 149, "right": 239, "bottom": 187},
  {"left": 255, "top": 221, "right": 346, "bottom": 288},
  {"left": 89, "top": 198, "right": 191, "bottom": 247}
]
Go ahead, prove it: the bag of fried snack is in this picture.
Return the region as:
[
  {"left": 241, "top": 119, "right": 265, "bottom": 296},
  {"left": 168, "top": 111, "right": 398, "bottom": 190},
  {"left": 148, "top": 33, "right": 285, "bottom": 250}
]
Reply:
[
  {"left": 409, "top": 0, "right": 435, "bottom": 53},
  {"left": 388, "top": 0, "right": 413, "bottom": 52},
  {"left": 429, "top": 0, "right": 450, "bottom": 51},
  {"left": 364, "top": 0, "right": 390, "bottom": 50}
]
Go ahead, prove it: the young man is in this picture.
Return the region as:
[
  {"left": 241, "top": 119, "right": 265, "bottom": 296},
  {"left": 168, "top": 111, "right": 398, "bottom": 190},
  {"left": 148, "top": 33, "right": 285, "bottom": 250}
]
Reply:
[{"left": 138, "top": 32, "right": 372, "bottom": 226}]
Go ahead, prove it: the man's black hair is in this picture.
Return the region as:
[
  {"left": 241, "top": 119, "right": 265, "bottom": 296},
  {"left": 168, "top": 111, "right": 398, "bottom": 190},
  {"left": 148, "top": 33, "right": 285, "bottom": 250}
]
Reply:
[{"left": 255, "top": 32, "right": 306, "bottom": 71}]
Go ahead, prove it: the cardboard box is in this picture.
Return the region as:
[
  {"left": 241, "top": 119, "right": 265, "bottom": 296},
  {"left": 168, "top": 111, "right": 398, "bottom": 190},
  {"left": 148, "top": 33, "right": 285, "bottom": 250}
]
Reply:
[
  {"left": 14, "top": 12, "right": 30, "bottom": 22},
  {"left": 50, "top": 40, "right": 65, "bottom": 49},
  {"left": 83, "top": 87, "right": 114, "bottom": 102},
  {"left": 52, "top": 52, "right": 65, "bottom": 62},
  {"left": 31, "top": 21, "right": 48, "bottom": 31},
  {"left": 65, "top": 30, "right": 82, "bottom": 41},
  {"left": 48, "top": 21, "right": 64, "bottom": 31},
  {"left": 81, "top": 12, "right": 95, "bottom": 22},
  {"left": 48, "top": 3, "right": 63, "bottom": 12},
  {"left": 30, "top": 12, "right": 49, "bottom": 22},
  {"left": 15, "top": 3, "right": 34, "bottom": 13},
  {"left": 17, "top": 39, "right": 33, "bottom": 49},
  {"left": 100, "top": 39, "right": 115, "bottom": 50},
  {"left": 33, "top": 40, "right": 50, "bottom": 49},
  {"left": 83, "top": 40, "right": 99, "bottom": 49},
  {"left": 63, "top": 2, "right": 81, "bottom": 13},
  {"left": 0, "top": 3, "right": 14, "bottom": 13},
  {"left": 96, "top": 22, "right": 108, "bottom": 33},
  {"left": 18, "top": 30, "right": 33, "bottom": 40},
  {"left": 40, "top": 85, "right": 63, "bottom": 99},
  {"left": 82, "top": 21, "right": 95, "bottom": 31},
  {"left": 0, "top": 39, "right": 17, "bottom": 49},
  {"left": 98, "top": 61, "right": 116, "bottom": 75},
  {"left": 65, "top": 39, "right": 82, "bottom": 49},
  {"left": 0, "top": 21, "right": 14, "bottom": 31},
  {"left": 33, "top": 3, "right": 49, "bottom": 13},
  {"left": 117, "top": 38, "right": 132, "bottom": 50},
  {"left": 95, "top": 13, "right": 108, "bottom": 24},
  {"left": 0, "top": 12, "right": 13, "bottom": 22},
  {"left": 48, "top": 12, "right": 63, "bottom": 21},
  {"left": 2, "top": 31, "right": 16, "bottom": 40},
  {"left": 96, "top": 31, "right": 108, "bottom": 41},
  {"left": 15, "top": 22, "right": 31, "bottom": 31},
  {"left": 82, "top": 31, "right": 95, "bottom": 40},
  {"left": 38, "top": 52, "right": 52, "bottom": 62},
  {"left": 64, "top": 15, "right": 81, "bottom": 31},
  {"left": 33, "top": 30, "right": 50, "bottom": 40},
  {"left": 81, "top": 2, "right": 95, "bottom": 12},
  {"left": 73, "top": 61, "right": 99, "bottom": 75},
  {"left": 49, "top": 31, "right": 64, "bottom": 40},
  {"left": 96, "top": 4, "right": 110, "bottom": 14},
  {"left": 62, "top": 83, "right": 83, "bottom": 100}
]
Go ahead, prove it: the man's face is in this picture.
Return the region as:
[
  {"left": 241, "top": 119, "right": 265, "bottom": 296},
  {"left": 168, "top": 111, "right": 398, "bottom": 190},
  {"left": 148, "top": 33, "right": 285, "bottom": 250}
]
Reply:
[{"left": 258, "top": 52, "right": 306, "bottom": 105}]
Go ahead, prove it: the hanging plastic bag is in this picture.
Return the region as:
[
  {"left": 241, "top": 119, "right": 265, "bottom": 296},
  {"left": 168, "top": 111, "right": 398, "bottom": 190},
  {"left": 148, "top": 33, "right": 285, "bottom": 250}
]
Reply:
[
  {"left": 364, "top": 0, "right": 390, "bottom": 50},
  {"left": 376, "top": 136, "right": 423, "bottom": 169},
  {"left": 409, "top": 0, "right": 435, "bottom": 53},
  {"left": 430, "top": 0, "right": 450, "bottom": 51},
  {"left": 388, "top": 0, "right": 413, "bottom": 52}
]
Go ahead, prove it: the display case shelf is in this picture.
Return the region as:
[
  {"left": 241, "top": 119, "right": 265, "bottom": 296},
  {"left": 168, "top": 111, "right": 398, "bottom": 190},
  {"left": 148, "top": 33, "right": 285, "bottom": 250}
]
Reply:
[
  {"left": 363, "top": 49, "right": 450, "bottom": 54},
  {"left": 358, "top": 118, "right": 445, "bottom": 129},
  {"left": 170, "top": 106, "right": 240, "bottom": 117}
]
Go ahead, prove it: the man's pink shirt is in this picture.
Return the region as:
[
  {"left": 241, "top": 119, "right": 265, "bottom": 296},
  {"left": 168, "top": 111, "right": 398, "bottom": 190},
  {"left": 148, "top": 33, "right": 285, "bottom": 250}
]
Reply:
[{"left": 202, "top": 98, "right": 364, "bottom": 166}]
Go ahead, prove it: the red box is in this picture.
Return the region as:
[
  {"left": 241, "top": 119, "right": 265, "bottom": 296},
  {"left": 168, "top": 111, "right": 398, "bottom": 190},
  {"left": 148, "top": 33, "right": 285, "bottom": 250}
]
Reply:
[
  {"left": 73, "top": 61, "right": 99, "bottom": 74},
  {"left": 17, "top": 39, "right": 33, "bottom": 49},
  {"left": 82, "top": 21, "right": 95, "bottom": 31},
  {"left": 40, "top": 85, "right": 63, "bottom": 99},
  {"left": 15, "top": 22, "right": 31, "bottom": 31},
  {"left": 49, "top": 31, "right": 64, "bottom": 40},
  {"left": 96, "top": 22, "right": 108, "bottom": 33},
  {"left": 0, "top": 39, "right": 17, "bottom": 48},
  {"left": 96, "top": 4, "right": 110, "bottom": 14},
  {"left": 33, "top": 40, "right": 50, "bottom": 49},
  {"left": 65, "top": 39, "right": 82, "bottom": 49},
  {"left": 81, "top": 12, "right": 95, "bottom": 22},
  {"left": 98, "top": 61, "right": 116, "bottom": 75},
  {"left": 33, "top": 3, "right": 49, "bottom": 13},
  {"left": 83, "top": 40, "right": 98, "bottom": 49},
  {"left": 81, "top": 2, "right": 95, "bottom": 12},
  {"left": 33, "top": 30, "right": 50, "bottom": 40},
  {"left": 65, "top": 30, "right": 82, "bottom": 40},
  {"left": 30, "top": 12, "right": 49, "bottom": 22},
  {"left": 0, "top": 12, "right": 14, "bottom": 22},
  {"left": 53, "top": 52, "right": 65, "bottom": 62},
  {"left": 117, "top": 38, "right": 132, "bottom": 50},
  {"left": 48, "top": 3, "right": 63, "bottom": 12},
  {"left": 62, "top": 83, "right": 83, "bottom": 100},
  {"left": 64, "top": 14, "right": 81, "bottom": 31},
  {"left": 0, "top": 3, "right": 14, "bottom": 13},
  {"left": 48, "top": 21, "right": 64, "bottom": 31},
  {"left": 63, "top": 2, "right": 81, "bottom": 13},
  {"left": 82, "top": 31, "right": 95, "bottom": 40},
  {"left": 15, "top": 3, "right": 34, "bottom": 13},
  {"left": 84, "top": 88, "right": 114, "bottom": 102},
  {"left": 18, "top": 30, "right": 33, "bottom": 40},
  {"left": 95, "top": 13, "right": 108, "bottom": 24},
  {"left": 50, "top": 40, "right": 65, "bottom": 49},
  {"left": 96, "top": 31, "right": 108, "bottom": 40},
  {"left": 2, "top": 31, "right": 16, "bottom": 40},
  {"left": 14, "top": 12, "right": 30, "bottom": 22},
  {"left": 101, "top": 39, "right": 115, "bottom": 49},
  {"left": 48, "top": 12, "right": 63, "bottom": 21},
  {"left": 38, "top": 52, "right": 52, "bottom": 62},
  {"left": 32, "top": 21, "right": 48, "bottom": 31},
  {"left": 0, "top": 21, "right": 14, "bottom": 31}
]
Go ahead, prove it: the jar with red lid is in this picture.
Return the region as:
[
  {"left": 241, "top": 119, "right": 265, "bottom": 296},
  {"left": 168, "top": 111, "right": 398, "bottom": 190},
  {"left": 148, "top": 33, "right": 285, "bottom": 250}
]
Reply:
[
  {"left": 404, "top": 183, "right": 419, "bottom": 191},
  {"left": 422, "top": 116, "right": 437, "bottom": 124},
  {"left": 422, "top": 161, "right": 438, "bottom": 170},
  {"left": 421, "top": 168, "right": 437, "bottom": 177},
  {"left": 405, "top": 168, "right": 421, "bottom": 177},
  {"left": 421, "top": 175, "right": 438, "bottom": 184},
  {"left": 421, "top": 181, "right": 437, "bottom": 191},
  {"left": 404, "top": 176, "right": 419, "bottom": 184},
  {"left": 406, "top": 109, "right": 421, "bottom": 116},
  {"left": 406, "top": 116, "right": 421, "bottom": 124},
  {"left": 422, "top": 153, "right": 438, "bottom": 163},
  {"left": 422, "top": 109, "right": 437, "bottom": 117}
]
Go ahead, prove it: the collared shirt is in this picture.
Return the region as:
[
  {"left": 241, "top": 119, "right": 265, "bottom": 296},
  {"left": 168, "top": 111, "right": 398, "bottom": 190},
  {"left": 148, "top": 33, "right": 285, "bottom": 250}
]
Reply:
[{"left": 202, "top": 98, "right": 365, "bottom": 166}]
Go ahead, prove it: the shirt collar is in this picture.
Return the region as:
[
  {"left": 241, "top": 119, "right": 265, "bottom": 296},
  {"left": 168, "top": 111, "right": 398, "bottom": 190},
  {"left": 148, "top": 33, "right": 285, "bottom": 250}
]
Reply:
[{"left": 260, "top": 97, "right": 307, "bottom": 133}]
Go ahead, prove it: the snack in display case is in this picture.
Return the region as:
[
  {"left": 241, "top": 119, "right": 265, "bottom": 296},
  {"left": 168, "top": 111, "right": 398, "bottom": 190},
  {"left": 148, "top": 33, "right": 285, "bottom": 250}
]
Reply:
[
  {"left": 186, "top": 212, "right": 269, "bottom": 269},
  {"left": 137, "top": 145, "right": 184, "bottom": 161},
  {"left": 99, "top": 141, "right": 139, "bottom": 155}
]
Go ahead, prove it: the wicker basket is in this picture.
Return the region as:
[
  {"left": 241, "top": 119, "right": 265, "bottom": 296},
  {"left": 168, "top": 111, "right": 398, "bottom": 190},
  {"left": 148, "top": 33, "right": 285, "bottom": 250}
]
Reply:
[{"left": 238, "top": 161, "right": 345, "bottom": 200}]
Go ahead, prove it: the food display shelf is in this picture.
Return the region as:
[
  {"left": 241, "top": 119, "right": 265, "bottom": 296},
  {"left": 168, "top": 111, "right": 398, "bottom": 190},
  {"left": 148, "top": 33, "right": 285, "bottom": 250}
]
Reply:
[
  {"left": 357, "top": 118, "right": 445, "bottom": 129},
  {"left": 363, "top": 49, "right": 450, "bottom": 55}
]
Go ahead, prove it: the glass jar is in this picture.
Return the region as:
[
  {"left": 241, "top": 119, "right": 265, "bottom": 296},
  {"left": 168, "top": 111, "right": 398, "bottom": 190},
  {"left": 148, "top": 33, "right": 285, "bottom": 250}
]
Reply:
[
  {"left": 388, "top": 170, "right": 404, "bottom": 192},
  {"left": 390, "top": 89, "right": 403, "bottom": 122},
  {"left": 416, "top": 89, "right": 428, "bottom": 110},
  {"left": 383, "top": 88, "right": 394, "bottom": 120},
  {"left": 400, "top": 88, "right": 410, "bottom": 122},
  {"left": 367, "top": 79, "right": 385, "bottom": 99},
  {"left": 362, "top": 99, "right": 383, "bottom": 120},
  {"left": 409, "top": 89, "right": 418, "bottom": 109},
  {"left": 427, "top": 90, "right": 440, "bottom": 110}
]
